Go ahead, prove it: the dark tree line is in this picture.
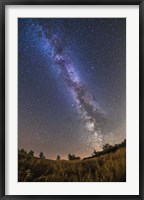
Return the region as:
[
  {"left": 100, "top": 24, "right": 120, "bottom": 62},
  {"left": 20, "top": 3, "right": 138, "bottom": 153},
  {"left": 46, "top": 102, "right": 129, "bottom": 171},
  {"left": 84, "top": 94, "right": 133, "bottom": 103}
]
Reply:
[
  {"left": 18, "top": 148, "right": 82, "bottom": 161},
  {"left": 18, "top": 149, "right": 46, "bottom": 160},
  {"left": 68, "top": 154, "right": 80, "bottom": 160},
  {"left": 18, "top": 139, "right": 126, "bottom": 161},
  {"left": 90, "top": 139, "right": 126, "bottom": 159}
]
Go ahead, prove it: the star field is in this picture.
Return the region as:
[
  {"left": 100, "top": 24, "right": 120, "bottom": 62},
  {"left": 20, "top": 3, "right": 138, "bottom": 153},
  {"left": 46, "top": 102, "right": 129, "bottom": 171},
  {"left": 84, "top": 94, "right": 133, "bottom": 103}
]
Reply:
[{"left": 18, "top": 18, "right": 126, "bottom": 159}]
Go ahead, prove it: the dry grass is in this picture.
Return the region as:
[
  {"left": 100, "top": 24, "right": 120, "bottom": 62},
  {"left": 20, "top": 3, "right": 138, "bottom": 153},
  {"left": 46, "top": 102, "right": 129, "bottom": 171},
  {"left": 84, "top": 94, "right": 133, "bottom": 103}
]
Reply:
[{"left": 18, "top": 146, "right": 126, "bottom": 182}]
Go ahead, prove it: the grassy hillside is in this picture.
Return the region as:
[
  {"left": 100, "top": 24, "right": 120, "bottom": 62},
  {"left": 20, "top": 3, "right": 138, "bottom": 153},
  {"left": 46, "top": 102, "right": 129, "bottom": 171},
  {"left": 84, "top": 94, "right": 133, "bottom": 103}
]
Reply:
[{"left": 18, "top": 146, "right": 126, "bottom": 182}]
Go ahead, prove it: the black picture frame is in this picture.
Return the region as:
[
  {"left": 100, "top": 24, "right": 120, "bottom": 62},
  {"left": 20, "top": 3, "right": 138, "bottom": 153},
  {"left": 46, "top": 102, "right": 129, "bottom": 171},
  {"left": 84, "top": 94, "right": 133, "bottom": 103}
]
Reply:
[{"left": 0, "top": 0, "right": 143, "bottom": 199}]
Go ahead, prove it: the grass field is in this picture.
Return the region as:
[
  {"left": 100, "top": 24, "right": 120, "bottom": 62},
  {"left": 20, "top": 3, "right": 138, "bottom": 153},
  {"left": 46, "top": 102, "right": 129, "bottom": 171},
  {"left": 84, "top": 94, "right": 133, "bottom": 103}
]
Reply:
[{"left": 18, "top": 145, "right": 126, "bottom": 182}]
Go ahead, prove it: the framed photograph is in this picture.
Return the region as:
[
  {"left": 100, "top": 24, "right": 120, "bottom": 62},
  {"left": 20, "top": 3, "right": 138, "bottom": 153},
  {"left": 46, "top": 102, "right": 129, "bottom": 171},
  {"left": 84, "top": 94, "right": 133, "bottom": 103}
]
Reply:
[{"left": 0, "top": 0, "right": 143, "bottom": 199}]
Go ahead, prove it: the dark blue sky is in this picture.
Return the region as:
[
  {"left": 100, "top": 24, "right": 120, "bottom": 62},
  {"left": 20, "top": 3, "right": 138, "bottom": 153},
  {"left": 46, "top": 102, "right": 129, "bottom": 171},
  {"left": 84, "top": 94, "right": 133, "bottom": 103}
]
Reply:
[{"left": 18, "top": 18, "right": 126, "bottom": 159}]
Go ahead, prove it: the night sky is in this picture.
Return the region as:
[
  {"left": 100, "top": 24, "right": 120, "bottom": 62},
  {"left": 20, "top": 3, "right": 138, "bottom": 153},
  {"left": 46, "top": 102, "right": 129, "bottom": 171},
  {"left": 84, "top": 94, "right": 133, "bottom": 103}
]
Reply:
[{"left": 18, "top": 18, "right": 126, "bottom": 159}]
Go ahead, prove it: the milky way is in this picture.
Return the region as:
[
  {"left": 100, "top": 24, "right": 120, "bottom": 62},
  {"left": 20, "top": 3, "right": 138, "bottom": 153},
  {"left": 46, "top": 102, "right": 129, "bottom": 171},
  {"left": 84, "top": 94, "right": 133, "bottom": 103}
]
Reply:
[
  {"left": 18, "top": 18, "right": 126, "bottom": 159},
  {"left": 33, "top": 22, "right": 105, "bottom": 144}
]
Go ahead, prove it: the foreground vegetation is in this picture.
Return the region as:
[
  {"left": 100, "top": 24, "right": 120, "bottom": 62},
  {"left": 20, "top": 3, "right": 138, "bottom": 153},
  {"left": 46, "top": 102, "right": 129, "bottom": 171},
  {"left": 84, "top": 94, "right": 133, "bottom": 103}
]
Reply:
[{"left": 18, "top": 141, "right": 126, "bottom": 182}]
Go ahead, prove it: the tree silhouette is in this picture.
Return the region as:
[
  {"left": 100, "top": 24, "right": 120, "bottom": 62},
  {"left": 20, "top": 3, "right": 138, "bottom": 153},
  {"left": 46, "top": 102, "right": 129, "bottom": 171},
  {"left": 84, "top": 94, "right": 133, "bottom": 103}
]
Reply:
[
  {"left": 57, "top": 155, "right": 61, "bottom": 160},
  {"left": 27, "top": 150, "right": 34, "bottom": 160},
  {"left": 68, "top": 154, "right": 80, "bottom": 160},
  {"left": 91, "top": 149, "right": 98, "bottom": 156},
  {"left": 122, "top": 139, "right": 126, "bottom": 145},
  {"left": 39, "top": 152, "right": 45, "bottom": 159},
  {"left": 18, "top": 148, "right": 27, "bottom": 159},
  {"left": 103, "top": 144, "right": 112, "bottom": 151},
  {"left": 29, "top": 150, "right": 34, "bottom": 157},
  {"left": 68, "top": 153, "right": 74, "bottom": 160}
]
